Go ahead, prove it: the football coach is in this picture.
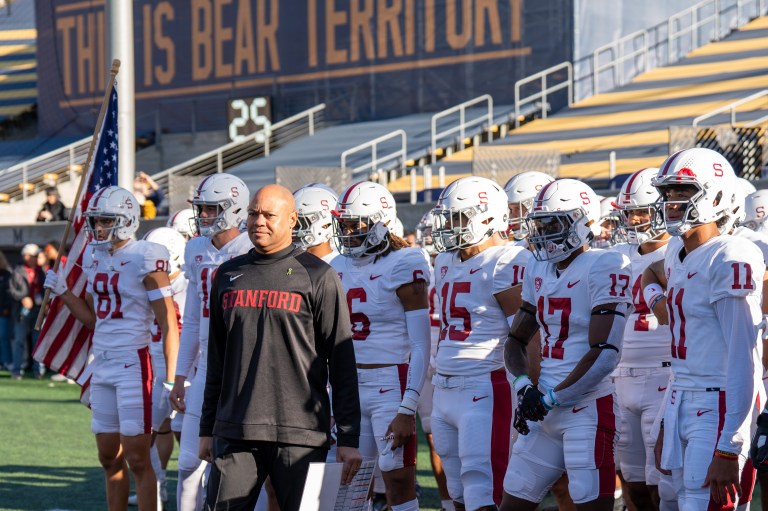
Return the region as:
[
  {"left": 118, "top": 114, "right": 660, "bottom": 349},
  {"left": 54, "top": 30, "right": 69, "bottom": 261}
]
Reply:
[{"left": 199, "top": 184, "right": 362, "bottom": 510}]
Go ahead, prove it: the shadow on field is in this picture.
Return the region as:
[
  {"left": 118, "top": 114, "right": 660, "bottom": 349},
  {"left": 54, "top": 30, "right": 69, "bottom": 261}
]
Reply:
[{"left": 0, "top": 465, "right": 179, "bottom": 511}]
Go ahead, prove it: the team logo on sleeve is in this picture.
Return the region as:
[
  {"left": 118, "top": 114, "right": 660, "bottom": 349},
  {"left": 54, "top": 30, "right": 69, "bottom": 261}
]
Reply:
[
  {"left": 337, "top": 272, "right": 343, "bottom": 280},
  {"left": 535, "top": 276, "right": 542, "bottom": 292},
  {"left": 195, "top": 255, "right": 203, "bottom": 263},
  {"left": 440, "top": 266, "right": 448, "bottom": 278}
]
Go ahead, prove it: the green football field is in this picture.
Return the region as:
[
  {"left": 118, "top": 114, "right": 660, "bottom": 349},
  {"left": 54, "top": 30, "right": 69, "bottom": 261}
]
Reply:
[
  {"left": 0, "top": 371, "right": 764, "bottom": 510},
  {"left": 0, "top": 371, "right": 451, "bottom": 511}
]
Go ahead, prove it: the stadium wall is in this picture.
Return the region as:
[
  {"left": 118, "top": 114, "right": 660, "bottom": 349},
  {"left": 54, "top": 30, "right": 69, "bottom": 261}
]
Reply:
[{"left": 35, "top": 0, "right": 574, "bottom": 136}]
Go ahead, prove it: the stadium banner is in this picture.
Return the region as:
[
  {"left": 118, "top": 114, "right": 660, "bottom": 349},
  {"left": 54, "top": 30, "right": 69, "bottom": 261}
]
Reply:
[{"left": 35, "top": 0, "right": 574, "bottom": 136}]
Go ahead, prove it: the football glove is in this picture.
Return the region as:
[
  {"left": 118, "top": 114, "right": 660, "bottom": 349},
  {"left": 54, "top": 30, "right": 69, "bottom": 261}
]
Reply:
[
  {"left": 750, "top": 412, "right": 768, "bottom": 472},
  {"left": 518, "top": 384, "right": 548, "bottom": 421},
  {"left": 44, "top": 269, "right": 68, "bottom": 296},
  {"left": 513, "top": 403, "right": 530, "bottom": 435}
]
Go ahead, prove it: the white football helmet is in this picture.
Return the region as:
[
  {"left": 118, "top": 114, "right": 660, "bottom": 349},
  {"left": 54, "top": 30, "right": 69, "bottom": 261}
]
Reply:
[
  {"left": 614, "top": 168, "right": 663, "bottom": 245},
  {"left": 431, "top": 176, "right": 508, "bottom": 252},
  {"left": 652, "top": 148, "right": 737, "bottom": 236},
  {"left": 592, "top": 196, "right": 621, "bottom": 248},
  {"left": 166, "top": 208, "right": 196, "bottom": 240},
  {"left": 738, "top": 177, "right": 757, "bottom": 196},
  {"left": 391, "top": 218, "right": 405, "bottom": 238},
  {"left": 84, "top": 186, "right": 140, "bottom": 250},
  {"left": 191, "top": 174, "right": 249, "bottom": 237},
  {"left": 292, "top": 184, "right": 339, "bottom": 248},
  {"left": 743, "top": 190, "right": 768, "bottom": 234},
  {"left": 526, "top": 179, "right": 601, "bottom": 262},
  {"left": 333, "top": 181, "right": 397, "bottom": 257},
  {"left": 720, "top": 177, "right": 759, "bottom": 233},
  {"left": 503, "top": 171, "right": 555, "bottom": 240},
  {"left": 415, "top": 210, "right": 436, "bottom": 255},
  {"left": 142, "top": 227, "right": 186, "bottom": 273}
]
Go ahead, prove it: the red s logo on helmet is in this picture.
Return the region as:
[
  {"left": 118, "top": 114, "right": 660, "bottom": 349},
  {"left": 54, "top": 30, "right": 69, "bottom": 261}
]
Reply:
[
  {"left": 231, "top": 186, "right": 240, "bottom": 197},
  {"left": 478, "top": 191, "right": 488, "bottom": 204},
  {"left": 713, "top": 163, "right": 723, "bottom": 177},
  {"left": 580, "top": 192, "right": 590, "bottom": 205},
  {"left": 380, "top": 196, "right": 389, "bottom": 208}
]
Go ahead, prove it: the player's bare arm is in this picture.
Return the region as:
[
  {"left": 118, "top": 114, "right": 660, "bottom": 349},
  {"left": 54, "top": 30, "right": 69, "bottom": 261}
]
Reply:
[
  {"left": 641, "top": 260, "right": 668, "bottom": 324},
  {"left": 387, "top": 279, "right": 430, "bottom": 449},
  {"left": 144, "top": 270, "right": 180, "bottom": 384}
]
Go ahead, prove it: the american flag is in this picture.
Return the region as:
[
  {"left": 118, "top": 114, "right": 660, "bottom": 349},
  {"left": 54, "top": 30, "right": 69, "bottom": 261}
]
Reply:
[{"left": 33, "top": 85, "right": 119, "bottom": 380}]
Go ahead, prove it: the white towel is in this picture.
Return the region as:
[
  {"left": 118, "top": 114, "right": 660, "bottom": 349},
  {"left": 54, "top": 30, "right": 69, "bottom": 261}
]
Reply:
[{"left": 661, "top": 389, "right": 683, "bottom": 471}]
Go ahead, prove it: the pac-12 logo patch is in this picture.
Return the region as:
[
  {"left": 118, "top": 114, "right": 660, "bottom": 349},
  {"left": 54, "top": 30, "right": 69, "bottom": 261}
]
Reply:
[
  {"left": 440, "top": 266, "right": 448, "bottom": 278},
  {"left": 535, "top": 276, "right": 542, "bottom": 292},
  {"left": 195, "top": 255, "right": 203, "bottom": 263},
  {"left": 337, "top": 272, "right": 343, "bottom": 281}
]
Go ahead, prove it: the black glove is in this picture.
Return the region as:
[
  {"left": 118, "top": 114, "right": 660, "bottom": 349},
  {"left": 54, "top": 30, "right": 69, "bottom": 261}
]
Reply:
[
  {"left": 513, "top": 403, "right": 530, "bottom": 436},
  {"left": 750, "top": 412, "right": 768, "bottom": 472},
  {"left": 518, "top": 384, "right": 548, "bottom": 422}
]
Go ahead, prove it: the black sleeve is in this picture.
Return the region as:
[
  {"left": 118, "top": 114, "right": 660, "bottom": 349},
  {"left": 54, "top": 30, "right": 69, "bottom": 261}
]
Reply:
[
  {"left": 200, "top": 270, "right": 225, "bottom": 437},
  {"left": 317, "top": 268, "right": 360, "bottom": 448}
]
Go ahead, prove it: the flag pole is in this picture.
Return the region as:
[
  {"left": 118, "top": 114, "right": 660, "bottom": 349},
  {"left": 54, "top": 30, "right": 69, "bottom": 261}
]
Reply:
[{"left": 35, "top": 59, "right": 121, "bottom": 331}]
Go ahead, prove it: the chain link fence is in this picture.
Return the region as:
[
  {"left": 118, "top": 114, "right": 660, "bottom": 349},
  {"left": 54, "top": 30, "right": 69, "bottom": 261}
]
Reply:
[
  {"left": 274, "top": 166, "right": 351, "bottom": 194},
  {"left": 471, "top": 146, "right": 561, "bottom": 184},
  {"left": 669, "top": 124, "right": 767, "bottom": 180}
]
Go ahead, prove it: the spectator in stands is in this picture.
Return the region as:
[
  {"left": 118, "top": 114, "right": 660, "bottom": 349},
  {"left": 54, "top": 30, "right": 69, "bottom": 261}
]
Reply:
[
  {"left": 133, "top": 171, "right": 166, "bottom": 218},
  {"left": 36, "top": 187, "right": 68, "bottom": 222},
  {"left": 0, "top": 251, "right": 12, "bottom": 371},
  {"left": 9, "top": 244, "right": 46, "bottom": 380},
  {"left": 43, "top": 241, "right": 65, "bottom": 270}
]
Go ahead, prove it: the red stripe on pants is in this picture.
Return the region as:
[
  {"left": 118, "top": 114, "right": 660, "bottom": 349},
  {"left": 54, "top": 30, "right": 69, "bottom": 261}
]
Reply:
[
  {"left": 595, "top": 394, "right": 617, "bottom": 497},
  {"left": 490, "top": 368, "right": 512, "bottom": 506},
  {"left": 397, "top": 363, "right": 417, "bottom": 467},
  {"left": 139, "top": 347, "right": 153, "bottom": 435},
  {"left": 708, "top": 391, "right": 734, "bottom": 511}
]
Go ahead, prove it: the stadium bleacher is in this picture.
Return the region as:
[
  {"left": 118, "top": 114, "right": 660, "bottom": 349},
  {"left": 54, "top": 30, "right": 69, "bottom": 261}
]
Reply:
[
  {"left": 0, "top": 1, "right": 36, "bottom": 123},
  {"left": 409, "top": 15, "right": 768, "bottom": 190}
]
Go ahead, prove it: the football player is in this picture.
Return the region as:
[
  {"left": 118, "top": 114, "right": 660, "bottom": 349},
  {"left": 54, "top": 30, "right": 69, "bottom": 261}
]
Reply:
[
  {"left": 142, "top": 227, "right": 188, "bottom": 505},
  {"left": 430, "top": 176, "right": 530, "bottom": 511},
  {"left": 331, "top": 181, "right": 431, "bottom": 511},
  {"left": 742, "top": 191, "right": 768, "bottom": 236},
  {"left": 503, "top": 171, "right": 555, "bottom": 245},
  {"left": 169, "top": 174, "right": 253, "bottom": 511},
  {"left": 643, "top": 148, "right": 764, "bottom": 510},
  {"left": 292, "top": 183, "right": 339, "bottom": 264},
  {"left": 610, "top": 168, "right": 673, "bottom": 510},
  {"left": 167, "top": 208, "right": 197, "bottom": 240},
  {"left": 44, "top": 186, "right": 180, "bottom": 511},
  {"left": 502, "top": 179, "right": 632, "bottom": 511},
  {"left": 414, "top": 210, "right": 454, "bottom": 511},
  {"left": 592, "top": 196, "right": 621, "bottom": 249}
]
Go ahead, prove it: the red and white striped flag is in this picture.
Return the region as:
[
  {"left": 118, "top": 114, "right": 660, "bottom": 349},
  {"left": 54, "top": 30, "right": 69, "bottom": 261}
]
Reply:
[{"left": 33, "top": 85, "right": 119, "bottom": 380}]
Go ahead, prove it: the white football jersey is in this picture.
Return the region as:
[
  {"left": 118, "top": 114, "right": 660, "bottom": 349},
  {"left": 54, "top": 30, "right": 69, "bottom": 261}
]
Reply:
[
  {"left": 523, "top": 249, "right": 632, "bottom": 398},
  {"left": 612, "top": 243, "right": 671, "bottom": 368},
  {"left": 663, "top": 235, "right": 764, "bottom": 389},
  {"left": 321, "top": 250, "right": 340, "bottom": 265},
  {"left": 150, "top": 274, "right": 189, "bottom": 358},
  {"left": 734, "top": 226, "right": 768, "bottom": 264},
  {"left": 183, "top": 232, "right": 253, "bottom": 372},
  {"left": 331, "top": 248, "right": 431, "bottom": 364},
  {"left": 84, "top": 239, "right": 170, "bottom": 352},
  {"left": 433, "top": 245, "right": 530, "bottom": 376}
]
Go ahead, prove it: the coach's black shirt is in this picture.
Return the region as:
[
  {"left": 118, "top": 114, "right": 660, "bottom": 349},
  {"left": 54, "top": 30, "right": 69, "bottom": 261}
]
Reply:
[{"left": 200, "top": 245, "right": 360, "bottom": 448}]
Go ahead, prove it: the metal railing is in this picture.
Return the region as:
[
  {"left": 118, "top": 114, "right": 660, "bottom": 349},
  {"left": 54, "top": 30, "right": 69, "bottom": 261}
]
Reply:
[
  {"left": 341, "top": 130, "right": 407, "bottom": 177},
  {"left": 0, "top": 136, "right": 91, "bottom": 202},
  {"left": 593, "top": 30, "right": 649, "bottom": 95},
  {"left": 150, "top": 103, "right": 326, "bottom": 190},
  {"left": 515, "top": 0, "right": 766, "bottom": 125},
  {"left": 692, "top": 89, "right": 768, "bottom": 126},
  {"left": 430, "top": 95, "right": 493, "bottom": 163},
  {"left": 668, "top": 0, "right": 721, "bottom": 63},
  {"left": 514, "top": 62, "right": 573, "bottom": 128}
]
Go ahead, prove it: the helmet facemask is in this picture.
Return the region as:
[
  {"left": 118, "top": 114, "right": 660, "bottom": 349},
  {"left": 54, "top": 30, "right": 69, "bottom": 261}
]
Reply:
[
  {"left": 333, "top": 213, "right": 390, "bottom": 258},
  {"left": 293, "top": 210, "right": 333, "bottom": 248},
  {"left": 527, "top": 209, "right": 593, "bottom": 262},
  {"left": 431, "top": 205, "right": 496, "bottom": 252},
  {"left": 507, "top": 199, "right": 534, "bottom": 240},
  {"left": 194, "top": 201, "right": 236, "bottom": 237},
  {"left": 85, "top": 213, "right": 129, "bottom": 250},
  {"left": 655, "top": 181, "right": 711, "bottom": 237},
  {"left": 617, "top": 205, "right": 663, "bottom": 245}
]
